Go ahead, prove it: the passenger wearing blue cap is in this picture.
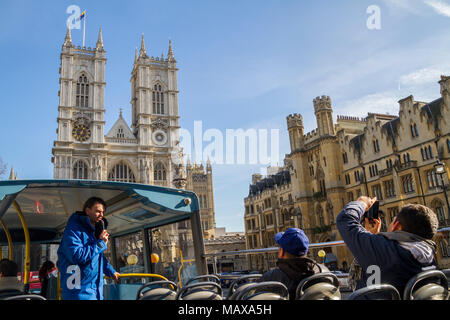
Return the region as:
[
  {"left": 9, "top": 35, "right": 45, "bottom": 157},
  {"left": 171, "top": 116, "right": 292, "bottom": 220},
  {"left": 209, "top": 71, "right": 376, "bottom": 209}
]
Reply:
[{"left": 260, "top": 228, "right": 325, "bottom": 300}]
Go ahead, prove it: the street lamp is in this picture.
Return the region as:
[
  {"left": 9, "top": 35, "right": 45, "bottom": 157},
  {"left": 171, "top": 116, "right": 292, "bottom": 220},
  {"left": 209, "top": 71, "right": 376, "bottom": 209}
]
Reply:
[{"left": 434, "top": 160, "right": 450, "bottom": 220}]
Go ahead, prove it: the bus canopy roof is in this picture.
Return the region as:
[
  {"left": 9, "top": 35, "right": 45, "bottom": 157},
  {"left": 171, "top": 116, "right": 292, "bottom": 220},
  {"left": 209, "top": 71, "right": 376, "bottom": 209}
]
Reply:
[{"left": 0, "top": 179, "right": 199, "bottom": 243}]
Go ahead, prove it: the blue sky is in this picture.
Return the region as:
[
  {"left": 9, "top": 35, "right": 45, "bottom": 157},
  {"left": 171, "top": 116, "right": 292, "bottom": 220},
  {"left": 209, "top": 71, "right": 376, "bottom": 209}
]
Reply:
[{"left": 1, "top": 0, "right": 450, "bottom": 231}]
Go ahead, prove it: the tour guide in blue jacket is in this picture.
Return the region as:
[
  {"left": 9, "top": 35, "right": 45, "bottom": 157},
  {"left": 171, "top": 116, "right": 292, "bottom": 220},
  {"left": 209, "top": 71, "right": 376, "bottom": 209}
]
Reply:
[
  {"left": 57, "top": 197, "right": 119, "bottom": 300},
  {"left": 336, "top": 197, "right": 438, "bottom": 297}
]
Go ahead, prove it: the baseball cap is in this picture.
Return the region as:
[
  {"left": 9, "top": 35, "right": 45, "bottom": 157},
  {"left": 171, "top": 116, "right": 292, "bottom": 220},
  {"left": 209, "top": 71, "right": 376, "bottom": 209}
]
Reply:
[{"left": 274, "top": 228, "right": 309, "bottom": 256}]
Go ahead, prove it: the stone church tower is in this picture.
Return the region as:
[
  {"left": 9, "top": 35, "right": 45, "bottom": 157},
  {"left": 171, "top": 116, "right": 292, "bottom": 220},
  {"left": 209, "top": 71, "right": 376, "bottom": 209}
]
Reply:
[{"left": 51, "top": 27, "right": 215, "bottom": 239}]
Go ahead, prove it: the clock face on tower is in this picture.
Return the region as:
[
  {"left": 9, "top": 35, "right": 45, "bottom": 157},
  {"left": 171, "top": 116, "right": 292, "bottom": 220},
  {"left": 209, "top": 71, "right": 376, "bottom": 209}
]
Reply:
[{"left": 72, "top": 124, "right": 91, "bottom": 142}]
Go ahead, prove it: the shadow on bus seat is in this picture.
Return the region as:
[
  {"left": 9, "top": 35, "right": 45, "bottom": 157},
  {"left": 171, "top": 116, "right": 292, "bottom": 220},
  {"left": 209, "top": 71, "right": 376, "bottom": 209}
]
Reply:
[
  {"left": 136, "top": 280, "right": 178, "bottom": 300},
  {"left": 234, "top": 281, "right": 288, "bottom": 300},
  {"left": 295, "top": 272, "right": 341, "bottom": 300},
  {"left": 3, "top": 294, "right": 46, "bottom": 300},
  {"left": 403, "top": 269, "right": 449, "bottom": 300},
  {"left": 175, "top": 282, "right": 223, "bottom": 300},
  {"left": 184, "top": 274, "right": 221, "bottom": 287},
  {"left": 227, "top": 274, "right": 262, "bottom": 300},
  {"left": 347, "top": 284, "right": 400, "bottom": 300}
]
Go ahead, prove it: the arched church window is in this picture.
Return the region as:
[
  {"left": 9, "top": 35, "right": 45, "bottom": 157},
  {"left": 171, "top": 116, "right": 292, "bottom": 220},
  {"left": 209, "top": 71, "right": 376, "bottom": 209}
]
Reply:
[
  {"left": 152, "top": 84, "right": 165, "bottom": 115},
  {"left": 107, "top": 161, "right": 136, "bottom": 182},
  {"left": 73, "top": 160, "right": 88, "bottom": 179},
  {"left": 154, "top": 162, "right": 167, "bottom": 181},
  {"left": 76, "top": 74, "right": 89, "bottom": 108}
]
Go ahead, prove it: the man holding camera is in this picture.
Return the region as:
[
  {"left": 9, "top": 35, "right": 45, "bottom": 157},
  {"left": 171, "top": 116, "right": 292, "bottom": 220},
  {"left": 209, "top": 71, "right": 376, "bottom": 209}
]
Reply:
[{"left": 336, "top": 196, "right": 438, "bottom": 297}]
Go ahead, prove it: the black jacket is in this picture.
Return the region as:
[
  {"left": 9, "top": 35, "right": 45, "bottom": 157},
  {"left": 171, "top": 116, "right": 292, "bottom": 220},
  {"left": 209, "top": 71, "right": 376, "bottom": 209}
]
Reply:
[
  {"left": 260, "top": 257, "right": 323, "bottom": 300},
  {"left": 336, "top": 201, "right": 437, "bottom": 298}
]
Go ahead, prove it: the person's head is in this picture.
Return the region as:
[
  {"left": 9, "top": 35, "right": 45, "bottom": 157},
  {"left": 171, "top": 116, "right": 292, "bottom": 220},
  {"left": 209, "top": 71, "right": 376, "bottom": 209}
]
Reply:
[
  {"left": 388, "top": 203, "right": 438, "bottom": 239},
  {"left": 0, "top": 259, "right": 19, "bottom": 278},
  {"left": 274, "top": 228, "right": 309, "bottom": 259},
  {"left": 83, "top": 197, "right": 106, "bottom": 225},
  {"left": 38, "top": 260, "right": 55, "bottom": 281}
]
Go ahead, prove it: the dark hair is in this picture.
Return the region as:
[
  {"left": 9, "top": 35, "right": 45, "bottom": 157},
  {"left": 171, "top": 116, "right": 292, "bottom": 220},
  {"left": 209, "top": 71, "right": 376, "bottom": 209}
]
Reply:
[
  {"left": 0, "top": 259, "right": 19, "bottom": 277},
  {"left": 38, "top": 260, "right": 55, "bottom": 282},
  {"left": 396, "top": 204, "right": 438, "bottom": 239},
  {"left": 83, "top": 197, "right": 107, "bottom": 212}
]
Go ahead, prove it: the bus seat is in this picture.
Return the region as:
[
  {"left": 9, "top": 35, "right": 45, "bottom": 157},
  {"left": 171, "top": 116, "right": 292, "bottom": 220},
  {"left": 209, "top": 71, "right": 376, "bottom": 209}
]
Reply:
[
  {"left": 0, "top": 289, "right": 25, "bottom": 300},
  {"left": 136, "top": 280, "right": 178, "bottom": 300},
  {"left": 227, "top": 274, "right": 262, "bottom": 300},
  {"left": 184, "top": 274, "right": 221, "bottom": 287},
  {"left": 403, "top": 270, "right": 448, "bottom": 300},
  {"left": 176, "top": 282, "right": 223, "bottom": 300},
  {"left": 442, "top": 269, "right": 450, "bottom": 289},
  {"left": 295, "top": 272, "right": 341, "bottom": 300},
  {"left": 234, "top": 281, "right": 288, "bottom": 300},
  {"left": 3, "top": 294, "right": 46, "bottom": 300},
  {"left": 347, "top": 284, "right": 400, "bottom": 300}
]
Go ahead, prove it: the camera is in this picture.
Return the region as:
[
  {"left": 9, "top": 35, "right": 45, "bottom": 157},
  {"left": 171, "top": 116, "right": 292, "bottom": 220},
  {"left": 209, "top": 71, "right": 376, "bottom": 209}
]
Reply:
[{"left": 364, "top": 200, "right": 379, "bottom": 221}]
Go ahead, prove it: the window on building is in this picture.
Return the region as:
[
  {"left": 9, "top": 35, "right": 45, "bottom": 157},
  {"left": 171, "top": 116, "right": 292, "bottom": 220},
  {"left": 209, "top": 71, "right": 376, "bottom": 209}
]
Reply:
[
  {"left": 152, "top": 84, "right": 165, "bottom": 114},
  {"left": 372, "top": 184, "right": 383, "bottom": 200},
  {"left": 401, "top": 174, "right": 415, "bottom": 193},
  {"left": 153, "top": 162, "right": 167, "bottom": 181},
  {"left": 73, "top": 160, "right": 88, "bottom": 179},
  {"left": 403, "top": 153, "right": 411, "bottom": 163},
  {"left": 345, "top": 173, "right": 351, "bottom": 185},
  {"left": 342, "top": 152, "right": 348, "bottom": 164},
  {"left": 410, "top": 123, "right": 419, "bottom": 137},
  {"left": 76, "top": 74, "right": 89, "bottom": 108},
  {"left": 107, "top": 161, "right": 136, "bottom": 182},
  {"left": 387, "top": 207, "right": 399, "bottom": 224},
  {"left": 116, "top": 127, "right": 125, "bottom": 138},
  {"left": 421, "top": 145, "right": 434, "bottom": 161},
  {"left": 384, "top": 179, "right": 396, "bottom": 198},
  {"left": 386, "top": 159, "right": 393, "bottom": 169},
  {"left": 426, "top": 170, "right": 442, "bottom": 189},
  {"left": 373, "top": 139, "right": 380, "bottom": 153}
]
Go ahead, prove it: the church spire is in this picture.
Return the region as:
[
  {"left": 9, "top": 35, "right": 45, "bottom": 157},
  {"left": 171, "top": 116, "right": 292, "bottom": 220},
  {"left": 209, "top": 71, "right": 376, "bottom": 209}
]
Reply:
[
  {"left": 96, "top": 27, "right": 104, "bottom": 51},
  {"left": 168, "top": 39, "right": 175, "bottom": 61},
  {"left": 63, "top": 25, "right": 72, "bottom": 48},
  {"left": 139, "top": 33, "right": 147, "bottom": 58}
]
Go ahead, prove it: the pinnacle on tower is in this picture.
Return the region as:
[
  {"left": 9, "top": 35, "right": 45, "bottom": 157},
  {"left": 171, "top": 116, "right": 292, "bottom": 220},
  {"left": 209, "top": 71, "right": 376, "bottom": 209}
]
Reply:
[
  {"left": 96, "top": 27, "right": 104, "bottom": 51},
  {"left": 168, "top": 39, "right": 175, "bottom": 61},
  {"left": 63, "top": 25, "right": 73, "bottom": 48},
  {"left": 139, "top": 33, "right": 147, "bottom": 58}
]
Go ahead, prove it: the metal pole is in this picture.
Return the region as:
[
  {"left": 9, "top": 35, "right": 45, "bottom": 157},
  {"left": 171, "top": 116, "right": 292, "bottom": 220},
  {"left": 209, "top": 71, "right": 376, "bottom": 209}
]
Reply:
[
  {"left": 190, "top": 210, "right": 207, "bottom": 275},
  {"left": 0, "top": 219, "right": 13, "bottom": 260},
  {"left": 12, "top": 200, "right": 30, "bottom": 288}
]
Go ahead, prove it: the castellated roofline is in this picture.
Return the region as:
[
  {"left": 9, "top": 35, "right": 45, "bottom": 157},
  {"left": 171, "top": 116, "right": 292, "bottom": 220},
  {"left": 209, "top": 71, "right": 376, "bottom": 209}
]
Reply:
[
  {"left": 286, "top": 113, "right": 303, "bottom": 129},
  {"left": 313, "top": 95, "right": 332, "bottom": 111}
]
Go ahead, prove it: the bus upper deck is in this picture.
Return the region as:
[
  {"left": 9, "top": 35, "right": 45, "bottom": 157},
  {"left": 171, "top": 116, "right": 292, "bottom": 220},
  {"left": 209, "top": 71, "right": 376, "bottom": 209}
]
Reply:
[{"left": 0, "top": 179, "right": 208, "bottom": 297}]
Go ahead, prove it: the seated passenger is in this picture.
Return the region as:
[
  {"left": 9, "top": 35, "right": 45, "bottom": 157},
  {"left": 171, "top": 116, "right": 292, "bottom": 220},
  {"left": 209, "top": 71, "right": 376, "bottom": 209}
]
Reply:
[
  {"left": 0, "top": 259, "right": 24, "bottom": 297},
  {"left": 38, "top": 260, "right": 57, "bottom": 299},
  {"left": 260, "top": 228, "right": 323, "bottom": 300},
  {"left": 337, "top": 196, "right": 438, "bottom": 298}
]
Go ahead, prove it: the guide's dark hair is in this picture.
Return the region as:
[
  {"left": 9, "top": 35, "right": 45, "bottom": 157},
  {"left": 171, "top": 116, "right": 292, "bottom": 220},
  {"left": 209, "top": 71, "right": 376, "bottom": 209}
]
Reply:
[
  {"left": 83, "top": 197, "right": 107, "bottom": 212},
  {"left": 0, "top": 259, "right": 19, "bottom": 277},
  {"left": 396, "top": 204, "right": 438, "bottom": 239}
]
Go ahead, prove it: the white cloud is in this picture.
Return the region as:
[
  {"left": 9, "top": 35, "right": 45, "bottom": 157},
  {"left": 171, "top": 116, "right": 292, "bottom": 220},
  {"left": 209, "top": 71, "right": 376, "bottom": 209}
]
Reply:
[
  {"left": 424, "top": 0, "right": 450, "bottom": 17},
  {"left": 398, "top": 66, "right": 443, "bottom": 86},
  {"left": 336, "top": 91, "right": 401, "bottom": 118}
]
